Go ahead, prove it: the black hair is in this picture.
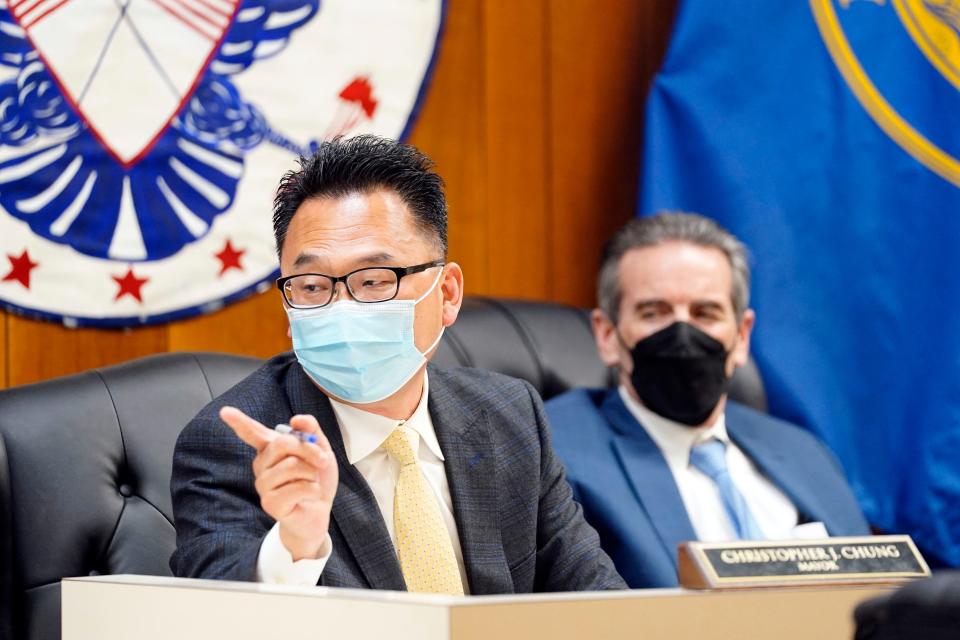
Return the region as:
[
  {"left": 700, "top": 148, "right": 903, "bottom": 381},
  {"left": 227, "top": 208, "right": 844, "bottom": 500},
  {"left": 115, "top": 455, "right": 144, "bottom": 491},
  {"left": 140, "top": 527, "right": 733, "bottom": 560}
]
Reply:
[{"left": 272, "top": 135, "right": 448, "bottom": 258}]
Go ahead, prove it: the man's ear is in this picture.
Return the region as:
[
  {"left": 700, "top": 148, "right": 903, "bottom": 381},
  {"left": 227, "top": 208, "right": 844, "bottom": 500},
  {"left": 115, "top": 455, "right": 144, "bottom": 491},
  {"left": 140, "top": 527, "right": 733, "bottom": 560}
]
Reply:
[
  {"left": 440, "top": 262, "right": 464, "bottom": 327},
  {"left": 592, "top": 308, "right": 623, "bottom": 368},
  {"left": 731, "top": 308, "right": 755, "bottom": 368}
]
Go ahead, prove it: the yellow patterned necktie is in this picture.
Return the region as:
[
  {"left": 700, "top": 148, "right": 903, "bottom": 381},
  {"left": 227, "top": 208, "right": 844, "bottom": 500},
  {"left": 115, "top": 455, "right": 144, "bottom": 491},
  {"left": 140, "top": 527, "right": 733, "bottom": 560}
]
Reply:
[{"left": 381, "top": 424, "right": 464, "bottom": 595}]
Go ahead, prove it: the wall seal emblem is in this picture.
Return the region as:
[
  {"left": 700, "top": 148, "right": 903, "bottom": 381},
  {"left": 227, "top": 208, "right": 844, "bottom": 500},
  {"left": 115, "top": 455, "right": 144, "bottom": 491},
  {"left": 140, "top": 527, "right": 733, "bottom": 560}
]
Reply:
[{"left": 0, "top": 0, "right": 444, "bottom": 326}]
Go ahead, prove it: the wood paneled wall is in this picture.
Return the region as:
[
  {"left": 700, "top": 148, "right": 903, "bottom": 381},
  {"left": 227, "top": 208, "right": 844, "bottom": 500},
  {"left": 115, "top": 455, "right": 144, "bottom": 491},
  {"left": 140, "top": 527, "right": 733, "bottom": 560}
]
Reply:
[{"left": 0, "top": 0, "right": 677, "bottom": 388}]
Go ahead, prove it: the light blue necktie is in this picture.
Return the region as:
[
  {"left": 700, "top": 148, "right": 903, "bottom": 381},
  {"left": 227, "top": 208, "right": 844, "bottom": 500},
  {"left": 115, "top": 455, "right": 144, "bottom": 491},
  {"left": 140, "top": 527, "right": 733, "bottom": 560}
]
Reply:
[{"left": 689, "top": 439, "right": 765, "bottom": 540}]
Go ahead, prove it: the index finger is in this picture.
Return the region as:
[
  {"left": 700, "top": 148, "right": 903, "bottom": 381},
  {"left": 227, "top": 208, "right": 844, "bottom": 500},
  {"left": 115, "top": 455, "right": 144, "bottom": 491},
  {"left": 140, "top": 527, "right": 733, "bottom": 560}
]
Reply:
[{"left": 220, "top": 406, "right": 276, "bottom": 452}]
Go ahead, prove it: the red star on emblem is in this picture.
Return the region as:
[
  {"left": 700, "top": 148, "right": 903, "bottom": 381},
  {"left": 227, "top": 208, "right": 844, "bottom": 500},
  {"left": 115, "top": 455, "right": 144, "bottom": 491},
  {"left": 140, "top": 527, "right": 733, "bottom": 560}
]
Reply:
[
  {"left": 112, "top": 267, "right": 149, "bottom": 303},
  {"left": 215, "top": 239, "right": 246, "bottom": 276},
  {"left": 3, "top": 249, "right": 39, "bottom": 289}
]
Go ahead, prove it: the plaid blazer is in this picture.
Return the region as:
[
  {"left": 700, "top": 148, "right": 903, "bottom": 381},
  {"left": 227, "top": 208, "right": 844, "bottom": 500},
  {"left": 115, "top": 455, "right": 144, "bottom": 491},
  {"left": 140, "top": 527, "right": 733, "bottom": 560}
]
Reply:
[{"left": 170, "top": 354, "right": 625, "bottom": 593}]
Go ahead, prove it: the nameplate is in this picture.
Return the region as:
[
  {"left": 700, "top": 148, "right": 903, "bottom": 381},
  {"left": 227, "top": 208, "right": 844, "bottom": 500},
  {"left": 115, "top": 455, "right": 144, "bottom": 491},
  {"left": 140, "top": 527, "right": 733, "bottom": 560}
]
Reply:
[{"left": 678, "top": 535, "right": 930, "bottom": 590}]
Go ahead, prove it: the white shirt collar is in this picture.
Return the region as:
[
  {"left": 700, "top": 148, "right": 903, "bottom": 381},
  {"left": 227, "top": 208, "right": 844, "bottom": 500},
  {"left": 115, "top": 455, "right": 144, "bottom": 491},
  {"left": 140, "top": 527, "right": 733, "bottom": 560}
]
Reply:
[
  {"left": 617, "top": 385, "right": 729, "bottom": 471},
  {"left": 330, "top": 372, "right": 445, "bottom": 465}
]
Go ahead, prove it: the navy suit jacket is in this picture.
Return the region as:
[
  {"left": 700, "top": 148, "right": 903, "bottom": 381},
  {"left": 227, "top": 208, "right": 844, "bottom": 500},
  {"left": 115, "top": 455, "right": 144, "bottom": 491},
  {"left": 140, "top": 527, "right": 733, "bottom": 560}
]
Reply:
[
  {"left": 170, "top": 354, "right": 625, "bottom": 593},
  {"left": 545, "top": 388, "right": 870, "bottom": 589}
]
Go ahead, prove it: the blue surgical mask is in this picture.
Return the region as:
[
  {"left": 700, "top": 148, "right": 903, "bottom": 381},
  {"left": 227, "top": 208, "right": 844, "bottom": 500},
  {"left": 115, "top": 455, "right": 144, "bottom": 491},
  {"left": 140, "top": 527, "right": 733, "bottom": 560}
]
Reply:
[{"left": 286, "top": 269, "right": 445, "bottom": 404}]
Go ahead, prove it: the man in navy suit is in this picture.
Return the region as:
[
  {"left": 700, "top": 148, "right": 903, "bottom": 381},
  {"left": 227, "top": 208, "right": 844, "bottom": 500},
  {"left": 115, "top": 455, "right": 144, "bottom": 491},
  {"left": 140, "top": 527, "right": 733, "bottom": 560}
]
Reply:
[
  {"left": 546, "top": 212, "right": 869, "bottom": 589},
  {"left": 170, "top": 135, "right": 624, "bottom": 594}
]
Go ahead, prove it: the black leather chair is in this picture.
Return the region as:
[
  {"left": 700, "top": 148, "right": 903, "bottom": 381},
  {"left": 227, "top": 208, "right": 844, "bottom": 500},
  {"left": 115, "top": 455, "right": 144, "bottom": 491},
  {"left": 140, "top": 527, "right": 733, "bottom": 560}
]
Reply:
[{"left": 0, "top": 296, "right": 767, "bottom": 640}]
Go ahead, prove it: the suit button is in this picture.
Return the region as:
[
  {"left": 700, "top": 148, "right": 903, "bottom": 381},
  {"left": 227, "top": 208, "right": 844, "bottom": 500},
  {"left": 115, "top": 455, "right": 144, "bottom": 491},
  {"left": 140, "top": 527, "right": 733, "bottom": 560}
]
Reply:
[{"left": 118, "top": 484, "right": 133, "bottom": 497}]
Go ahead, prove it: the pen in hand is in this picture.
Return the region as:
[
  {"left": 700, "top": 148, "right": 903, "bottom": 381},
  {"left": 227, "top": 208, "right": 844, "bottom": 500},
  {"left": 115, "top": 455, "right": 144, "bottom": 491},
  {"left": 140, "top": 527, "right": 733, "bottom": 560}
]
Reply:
[{"left": 274, "top": 423, "right": 318, "bottom": 444}]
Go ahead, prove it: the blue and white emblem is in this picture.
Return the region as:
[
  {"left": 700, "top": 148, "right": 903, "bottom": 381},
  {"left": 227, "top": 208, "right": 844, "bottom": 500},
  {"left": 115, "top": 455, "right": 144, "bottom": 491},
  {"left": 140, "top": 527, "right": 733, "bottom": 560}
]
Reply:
[{"left": 0, "top": 0, "right": 444, "bottom": 326}]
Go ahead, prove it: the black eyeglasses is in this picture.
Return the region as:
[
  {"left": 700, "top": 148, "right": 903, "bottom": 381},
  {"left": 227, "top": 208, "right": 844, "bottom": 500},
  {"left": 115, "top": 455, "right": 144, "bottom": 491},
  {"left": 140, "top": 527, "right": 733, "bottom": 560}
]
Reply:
[{"left": 277, "top": 260, "right": 445, "bottom": 309}]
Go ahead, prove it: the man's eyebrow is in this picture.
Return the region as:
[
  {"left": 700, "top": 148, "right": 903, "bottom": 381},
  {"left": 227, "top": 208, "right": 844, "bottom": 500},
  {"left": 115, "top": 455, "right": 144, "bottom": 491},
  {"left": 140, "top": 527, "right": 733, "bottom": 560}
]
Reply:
[
  {"left": 634, "top": 299, "right": 668, "bottom": 308},
  {"left": 290, "top": 251, "right": 397, "bottom": 271},
  {"left": 692, "top": 299, "right": 726, "bottom": 309},
  {"left": 354, "top": 252, "right": 396, "bottom": 266},
  {"left": 291, "top": 252, "right": 323, "bottom": 270}
]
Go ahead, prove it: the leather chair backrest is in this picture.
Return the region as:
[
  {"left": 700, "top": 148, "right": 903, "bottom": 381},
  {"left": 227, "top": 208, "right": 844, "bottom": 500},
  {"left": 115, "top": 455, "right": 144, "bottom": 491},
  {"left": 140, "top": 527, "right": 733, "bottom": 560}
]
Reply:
[
  {"left": 0, "top": 297, "right": 766, "bottom": 640},
  {"left": 0, "top": 352, "right": 261, "bottom": 640}
]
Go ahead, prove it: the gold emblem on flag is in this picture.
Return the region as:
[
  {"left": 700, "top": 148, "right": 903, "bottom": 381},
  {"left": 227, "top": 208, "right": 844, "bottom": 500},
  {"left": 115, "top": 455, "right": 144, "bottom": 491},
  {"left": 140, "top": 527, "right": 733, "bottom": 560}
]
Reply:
[{"left": 811, "top": 0, "right": 960, "bottom": 187}]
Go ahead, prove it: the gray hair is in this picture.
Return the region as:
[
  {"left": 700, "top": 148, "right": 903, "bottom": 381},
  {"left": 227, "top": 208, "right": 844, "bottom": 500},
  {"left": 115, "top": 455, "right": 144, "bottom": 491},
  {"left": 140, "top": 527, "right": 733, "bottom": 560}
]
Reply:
[{"left": 597, "top": 212, "right": 751, "bottom": 323}]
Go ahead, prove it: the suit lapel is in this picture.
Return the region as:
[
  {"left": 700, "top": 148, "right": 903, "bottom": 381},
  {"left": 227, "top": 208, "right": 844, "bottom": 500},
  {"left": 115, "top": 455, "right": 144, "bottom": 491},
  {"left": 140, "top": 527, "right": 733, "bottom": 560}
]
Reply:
[
  {"left": 603, "top": 391, "right": 697, "bottom": 570},
  {"left": 286, "top": 366, "right": 406, "bottom": 590},
  {"left": 728, "top": 415, "right": 831, "bottom": 528},
  {"left": 428, "top": 367, "right": 512, "bottom": 594}
]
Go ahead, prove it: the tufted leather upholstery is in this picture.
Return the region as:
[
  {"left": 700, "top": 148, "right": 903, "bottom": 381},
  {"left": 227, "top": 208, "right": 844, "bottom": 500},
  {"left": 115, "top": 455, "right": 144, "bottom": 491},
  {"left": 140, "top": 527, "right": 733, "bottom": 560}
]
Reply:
[
  {"left": 0, "top": 351, "right": 261, "bottom": 640},
  {"left": 0, "top": 296, "right": 766, "bottom": 640}
]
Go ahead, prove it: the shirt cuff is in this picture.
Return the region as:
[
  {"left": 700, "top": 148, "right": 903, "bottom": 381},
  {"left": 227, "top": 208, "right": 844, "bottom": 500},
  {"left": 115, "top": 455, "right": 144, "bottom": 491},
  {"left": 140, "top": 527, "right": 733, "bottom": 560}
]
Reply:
[
  {"left": 791, "top": 521, "right": 829, "bottom": 539},
  {"left": 256, "top": 523, "right": 331, "bottom": 585}
]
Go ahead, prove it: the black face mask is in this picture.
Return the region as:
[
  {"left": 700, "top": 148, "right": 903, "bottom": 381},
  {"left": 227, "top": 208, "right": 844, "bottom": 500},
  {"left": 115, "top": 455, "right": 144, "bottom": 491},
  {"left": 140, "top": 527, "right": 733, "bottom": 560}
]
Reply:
[{"left": 626, "top": 321, "right": 732, "bottom": 426}]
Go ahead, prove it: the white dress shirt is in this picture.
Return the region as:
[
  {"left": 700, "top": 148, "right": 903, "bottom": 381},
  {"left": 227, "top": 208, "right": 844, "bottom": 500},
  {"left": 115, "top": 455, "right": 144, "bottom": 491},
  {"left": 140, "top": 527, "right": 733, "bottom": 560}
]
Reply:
[
  {"left": 257, "top": 372, "right": 470, "bottom": 591},
  {"left": 618, "top": 386, "right": 827, "bottom": 541}
]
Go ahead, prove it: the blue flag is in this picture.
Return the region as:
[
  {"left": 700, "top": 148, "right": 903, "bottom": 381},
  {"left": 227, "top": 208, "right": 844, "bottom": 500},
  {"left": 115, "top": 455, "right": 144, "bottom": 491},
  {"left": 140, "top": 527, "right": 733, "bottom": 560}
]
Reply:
[{"left": 640, "top": 0, "right": 960, "bottom": 566}]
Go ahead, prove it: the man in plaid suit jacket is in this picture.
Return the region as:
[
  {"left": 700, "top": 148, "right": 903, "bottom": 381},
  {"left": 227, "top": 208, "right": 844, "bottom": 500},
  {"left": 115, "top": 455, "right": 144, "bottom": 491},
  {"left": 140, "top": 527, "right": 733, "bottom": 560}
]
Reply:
[{"left": 170, "top": 136, "right": 624, "bottom": 593}]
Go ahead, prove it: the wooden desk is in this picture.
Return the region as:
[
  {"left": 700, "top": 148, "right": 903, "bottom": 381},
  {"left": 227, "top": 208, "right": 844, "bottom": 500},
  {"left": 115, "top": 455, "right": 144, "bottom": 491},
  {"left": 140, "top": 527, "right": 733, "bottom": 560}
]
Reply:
[{"left": 62, "top": 574, "right": 891, "bottom": 639}]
